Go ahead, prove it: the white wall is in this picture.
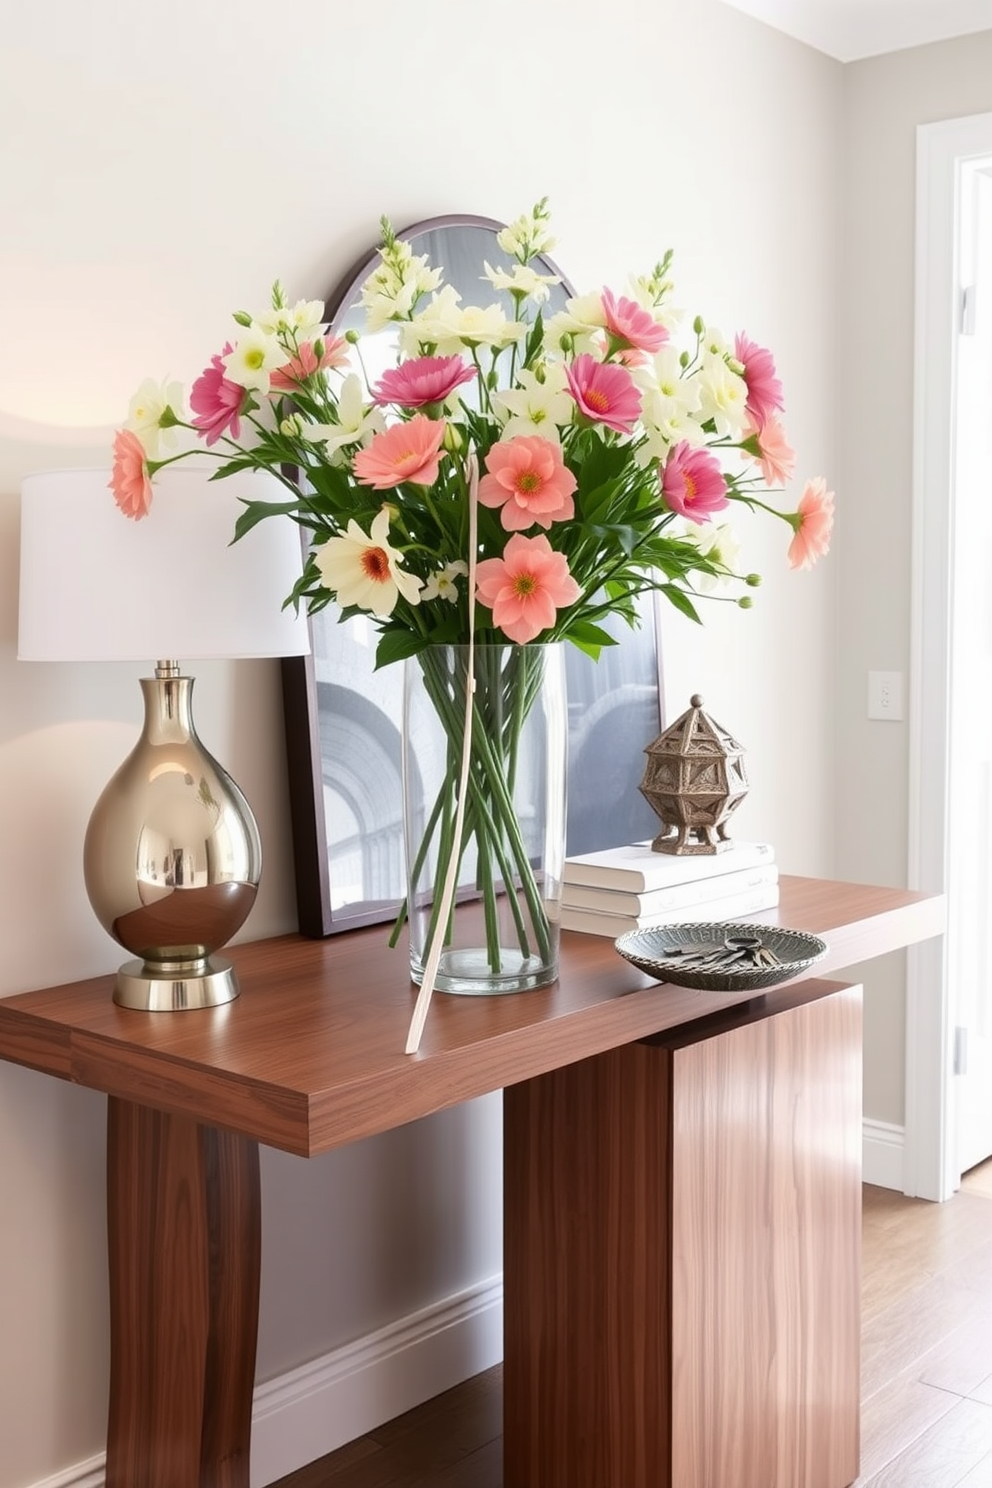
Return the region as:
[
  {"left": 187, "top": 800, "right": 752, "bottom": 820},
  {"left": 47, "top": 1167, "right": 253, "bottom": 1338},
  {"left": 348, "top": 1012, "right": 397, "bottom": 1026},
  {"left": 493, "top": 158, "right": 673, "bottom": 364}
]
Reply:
[
  {"left": 0, "top": 2, "right": 842, "bottom": 1482},
  {"left": 840, "top": 32, "right": 992, "bottom": 1128}
]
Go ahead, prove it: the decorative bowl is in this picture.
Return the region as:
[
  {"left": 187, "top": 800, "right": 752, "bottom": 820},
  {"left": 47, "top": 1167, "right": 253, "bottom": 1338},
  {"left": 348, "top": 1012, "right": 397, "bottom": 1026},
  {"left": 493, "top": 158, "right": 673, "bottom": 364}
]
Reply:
[{"left": 614, "top": 921, "right": 828, "bottom": 992}]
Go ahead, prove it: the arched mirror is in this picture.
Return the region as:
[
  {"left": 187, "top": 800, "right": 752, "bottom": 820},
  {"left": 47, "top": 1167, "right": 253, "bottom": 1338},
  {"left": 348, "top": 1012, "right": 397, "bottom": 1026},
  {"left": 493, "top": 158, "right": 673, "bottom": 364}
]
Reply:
[{"left": 281, "top": 215, "right": 664, "bottom": 936}]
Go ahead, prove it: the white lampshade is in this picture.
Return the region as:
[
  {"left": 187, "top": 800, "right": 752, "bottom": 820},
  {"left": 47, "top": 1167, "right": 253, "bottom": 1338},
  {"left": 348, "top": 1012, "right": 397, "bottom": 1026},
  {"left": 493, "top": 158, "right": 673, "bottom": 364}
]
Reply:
[{"left": 18, "top": 465, "right": 310, "bottom": 662}]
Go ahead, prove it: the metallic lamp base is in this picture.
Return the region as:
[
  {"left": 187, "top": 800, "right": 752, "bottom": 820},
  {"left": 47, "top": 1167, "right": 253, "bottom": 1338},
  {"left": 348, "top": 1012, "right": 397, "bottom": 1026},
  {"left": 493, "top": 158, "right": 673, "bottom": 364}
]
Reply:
[{"left": 113, "top": 955, "right": 240, "bottom": 1012}]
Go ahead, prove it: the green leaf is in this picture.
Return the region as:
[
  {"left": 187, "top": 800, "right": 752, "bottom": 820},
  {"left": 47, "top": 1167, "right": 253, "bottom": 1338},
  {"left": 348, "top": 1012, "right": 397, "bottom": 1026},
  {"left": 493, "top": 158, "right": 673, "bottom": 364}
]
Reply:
[
  {"left": 232, "top": 499, "right": 302, "bottom": 542},
  {"left": 524, "top": 312, "right": 545, "bottom": 366},
  {"left": 661, "top": 584, "right": 704, "bottom": 624},
  {"left": 563, "top": 620, "right": 620, "bottom": 661},
  {"left": 374, "top": 630, "right": 427, "bottom": 670}
]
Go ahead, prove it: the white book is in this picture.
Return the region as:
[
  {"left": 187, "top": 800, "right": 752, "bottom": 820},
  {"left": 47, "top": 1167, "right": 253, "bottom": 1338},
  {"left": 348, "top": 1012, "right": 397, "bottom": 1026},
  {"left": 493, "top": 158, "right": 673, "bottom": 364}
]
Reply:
[
  {"left": 563, "top": 840, "right": 776, "bottom": 893},
  {"left": 560, "top": 883, "right": 781, "bottom": 938},
  {"left": 563, "top": 862, "right": 779, "bottom": 918}
]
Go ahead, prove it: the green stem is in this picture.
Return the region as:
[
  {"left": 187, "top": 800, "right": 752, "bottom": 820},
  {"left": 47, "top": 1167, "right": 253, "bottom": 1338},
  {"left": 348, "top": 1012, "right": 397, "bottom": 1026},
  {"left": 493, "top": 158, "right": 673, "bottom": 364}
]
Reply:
[{"left": 401, "top": 644, "right": 555, "bottom": 973}]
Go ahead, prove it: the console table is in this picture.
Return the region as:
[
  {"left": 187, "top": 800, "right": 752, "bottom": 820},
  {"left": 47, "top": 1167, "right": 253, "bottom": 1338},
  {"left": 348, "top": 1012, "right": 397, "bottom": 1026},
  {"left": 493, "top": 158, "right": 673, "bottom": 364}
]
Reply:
[{"left": 0, "top": 876, "right": 944, "bottom": 1488}]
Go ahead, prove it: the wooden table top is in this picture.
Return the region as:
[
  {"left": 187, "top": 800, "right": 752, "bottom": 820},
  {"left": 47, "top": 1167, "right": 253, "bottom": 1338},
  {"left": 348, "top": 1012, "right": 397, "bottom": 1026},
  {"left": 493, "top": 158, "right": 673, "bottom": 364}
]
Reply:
[{"left": 0, "top": 876, "right": 944, "bottom": 1157}]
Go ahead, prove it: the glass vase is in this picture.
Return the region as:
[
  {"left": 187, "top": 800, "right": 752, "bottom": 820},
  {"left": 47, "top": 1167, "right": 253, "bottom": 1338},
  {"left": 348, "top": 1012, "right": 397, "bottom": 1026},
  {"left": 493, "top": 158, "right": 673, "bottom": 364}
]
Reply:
[{"left": 401, "top": 643, "right": 567, "bottom": 995}]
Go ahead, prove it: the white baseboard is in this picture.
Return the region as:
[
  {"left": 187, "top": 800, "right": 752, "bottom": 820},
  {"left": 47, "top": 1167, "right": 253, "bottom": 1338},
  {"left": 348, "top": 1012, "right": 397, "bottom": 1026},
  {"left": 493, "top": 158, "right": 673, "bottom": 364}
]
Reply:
[
  {"left": 24, "top": 1275, "right": 504, "bottom": 1488},
  {"left": 250, "top": 1273, "right": 503, "bottom": 1486},
  {"left": 863, "top": 1117, "right": 906, "bottom": 1191},
  {"left": 25, "top": 1459, "right": 104, "bottom": 1488}
]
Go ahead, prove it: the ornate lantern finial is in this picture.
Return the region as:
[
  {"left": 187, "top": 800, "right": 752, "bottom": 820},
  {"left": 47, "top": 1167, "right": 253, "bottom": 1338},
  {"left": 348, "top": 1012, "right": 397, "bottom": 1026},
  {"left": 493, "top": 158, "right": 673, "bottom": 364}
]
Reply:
[{"left": 639, "top": 694, "right": 749, "bottom": 855}]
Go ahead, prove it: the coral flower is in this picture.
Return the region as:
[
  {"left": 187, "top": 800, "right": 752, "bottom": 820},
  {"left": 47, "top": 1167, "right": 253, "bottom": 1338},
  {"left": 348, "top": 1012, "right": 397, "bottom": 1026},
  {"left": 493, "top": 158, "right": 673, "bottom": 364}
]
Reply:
[
  {"left": 787, "top": 477, "right": 835, "bottom": 570},
  {"left": 270, "top": 337, "right": 349, "bottom": 392},
  {"left": 475, "top": 532, "right": 581, "bottom": 644},
  {"left": 661, "top": 441, "right": 729, "bottom": 524},
  {"left": 109, "top": 429, "right": 153, "bottom": 520},
  {"left": 735, "top": 332, "right": 784, "bottom": 430},
  {"left": 190, "top": 343, "right": 245, "bottom": 447},
  {"left": 565, "top": 353, "right": 642, "bottom": 434},
  {"left": 479, "top": 435, "right": 577, "bottom": 531},
  {"left": 314, "top": 506, "right": 423, "bottom": 616},
  {"left": 602, "top": 289, "right": 669, "bottom": 354},
  {"left": 745, "top": 415, "right": 795, "bottom": 487},
  {"left": 353, "top": 414, "right": 446, "bottom": 489},
  {"left": 372, "top": 355, "right": 477, "bottom": 409}
]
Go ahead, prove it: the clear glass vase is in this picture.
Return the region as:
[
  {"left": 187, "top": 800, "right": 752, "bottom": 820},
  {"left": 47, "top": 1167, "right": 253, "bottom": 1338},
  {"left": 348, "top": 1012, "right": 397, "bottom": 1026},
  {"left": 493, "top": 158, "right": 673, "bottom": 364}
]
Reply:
[{"left": 401, "top": 643, "right": 567, "bottom": 995}]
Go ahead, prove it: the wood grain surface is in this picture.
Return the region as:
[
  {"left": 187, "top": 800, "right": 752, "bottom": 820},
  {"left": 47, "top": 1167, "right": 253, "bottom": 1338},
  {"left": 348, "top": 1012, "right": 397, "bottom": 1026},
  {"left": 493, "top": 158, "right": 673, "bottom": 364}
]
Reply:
[
  {"left": 0, "top": 878, "right": 942, "bottom": 1156},
  {"left": 504, "top": 978, "right": 862, "bottom": 1488},
  {"left": 105, "top": 1100, "right": 260, "bottom": 1488}
]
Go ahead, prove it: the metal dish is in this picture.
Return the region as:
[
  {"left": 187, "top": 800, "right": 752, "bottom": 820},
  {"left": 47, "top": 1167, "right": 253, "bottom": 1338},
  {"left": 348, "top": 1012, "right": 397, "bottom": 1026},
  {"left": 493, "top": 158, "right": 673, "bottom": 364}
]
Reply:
[{"left": 614, "top": 921, "right": 828, "bottom": 992}]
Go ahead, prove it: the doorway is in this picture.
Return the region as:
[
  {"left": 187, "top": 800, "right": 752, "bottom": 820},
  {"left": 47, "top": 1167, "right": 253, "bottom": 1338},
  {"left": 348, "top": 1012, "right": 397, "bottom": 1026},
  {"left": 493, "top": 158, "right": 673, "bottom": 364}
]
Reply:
[{"left": 909, "top": 112, "right": 992, "bottom": 1200}]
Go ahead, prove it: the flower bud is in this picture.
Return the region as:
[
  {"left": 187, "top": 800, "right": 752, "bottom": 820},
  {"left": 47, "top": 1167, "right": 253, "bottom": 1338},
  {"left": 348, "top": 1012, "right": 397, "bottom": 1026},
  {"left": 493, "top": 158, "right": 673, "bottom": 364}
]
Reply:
[
  {"left": 280, "top": 414, "right": 304, "bottom": 438},
  {"left": 746, "top": 572, "right": 762, "bottom": 587},
  {"left": 693, "top": 315, "right": 705, "bottom": 336},
  {"left": 345, "top": 328, "right": 361, "bottom": 344},
  {"left": 233, "top": 310, "right": 253, "bottom": 328},
  {"left": 738, "top": 595, "right": 754, "bottom": 609},
  {"left": 442, "top": 424, "right": 464, "bottom": 453}
]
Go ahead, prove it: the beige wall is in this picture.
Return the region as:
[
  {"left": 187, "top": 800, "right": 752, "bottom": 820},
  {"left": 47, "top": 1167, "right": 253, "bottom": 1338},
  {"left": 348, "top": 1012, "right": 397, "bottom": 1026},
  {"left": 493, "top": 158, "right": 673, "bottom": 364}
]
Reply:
[
  {"left": 0, "top": 2, "right": 842, "bottom": 1482},
  {"left": 840, "top": 33, "right": 992, "bottom": 1126}
]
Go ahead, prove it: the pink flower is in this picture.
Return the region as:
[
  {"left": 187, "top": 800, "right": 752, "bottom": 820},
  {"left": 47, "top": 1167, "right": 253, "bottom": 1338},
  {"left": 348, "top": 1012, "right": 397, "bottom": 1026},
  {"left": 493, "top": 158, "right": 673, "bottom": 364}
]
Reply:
[
  {"left": 661, "top": 441, "right": 728, "bottom": 525},
  {"left": 735, "top": 332, "right": 784, "bottom": 429},
  {"left": 479, "top": 436, "right": 577, "bottom": 531},
  {"left": 270, "top": 337, "right": 349, "bottom": 392},
  {"left": 564, "top": 353, "right": 642, "bottom": 434},
  {"left": 475, "top": 533, "right": 581, "bottom": 644},
  {"left": 352, "top": 414, "right": 446, "bottom": 489},
  {"left": 109, "top": 430, "right": 153, "bottom": 520},
  {"left": 602, "top": 289, "right": 668, "bottom": 354},
  {"left": 745, "top": 415, "right": 795, "bottom": 487},
  {"left": 190, "top": 343, "right": 245, "bottom": 446},
  {"left": 372, "top": 355, "right": 477, "bottom": 409},
  {"left": 788, "top": 477, "right": 835, "bottom": 570}
]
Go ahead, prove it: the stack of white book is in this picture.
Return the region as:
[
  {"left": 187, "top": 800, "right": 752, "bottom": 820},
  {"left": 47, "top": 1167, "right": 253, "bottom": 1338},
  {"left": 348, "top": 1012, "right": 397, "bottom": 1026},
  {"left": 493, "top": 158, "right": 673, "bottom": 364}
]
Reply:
[{"left": 560, "top": 840, "right": 778, "bottom": 936}]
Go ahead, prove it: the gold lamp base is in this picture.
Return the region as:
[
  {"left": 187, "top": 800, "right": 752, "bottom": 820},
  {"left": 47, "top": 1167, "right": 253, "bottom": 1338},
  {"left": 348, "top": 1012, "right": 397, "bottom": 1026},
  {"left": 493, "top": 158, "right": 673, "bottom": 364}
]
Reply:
[{"left": 114, "top": 954, "right": 239, "bottom": 1011}]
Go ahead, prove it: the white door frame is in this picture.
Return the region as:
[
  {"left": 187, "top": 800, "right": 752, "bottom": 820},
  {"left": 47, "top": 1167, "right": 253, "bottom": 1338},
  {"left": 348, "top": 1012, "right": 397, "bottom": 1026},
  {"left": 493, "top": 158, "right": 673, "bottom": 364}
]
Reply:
[{"left": 906, "top": 112, "right": 992, "bottom": 1201}]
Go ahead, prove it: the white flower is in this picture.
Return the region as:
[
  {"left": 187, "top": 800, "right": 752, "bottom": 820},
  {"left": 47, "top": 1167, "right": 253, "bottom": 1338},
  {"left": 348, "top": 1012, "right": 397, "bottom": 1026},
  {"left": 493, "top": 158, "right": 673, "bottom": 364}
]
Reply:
[
  {"left": 314, "top": 506, "right": 423, "bottom": 617},
  {"left": 635, "top": 408, "right": 709, "bottom": 465},
  {"left": 125, "top": 377, "right": 185, "bottom": 459},
  {"left": 496, "top": 200, "right": 557, "bottom": 262},
  {"left": 544, "top": 292, "right": 608, "bottom": 356},
  {"left": 360, "top": 241, "right": 443, "bottom": 331},
  {"left": 223, "top": 330, "right": 284, "bottom": 392},
  {"left": 400, "top": 286, "right": 526, "bottom": 356},
  {"left": 696, "top": 333, "right": 748, "bottom": 436},
  {"left": 635, "top": 348, "right": 703, "bottom": 450},
  {"left": 483, "top": 261, "right": 560, "bottom": 304},
  {"left": 422, "top": 559, "right": 468, "bottom": 603},
  {"left": 685, "top": 521, "right": 742, "bottom": 592},
  {"left": 492, "top": 364, "right": 572, "bottom": 442},
  {"left": 302, "top": 373, "right": 384, "bottom": 456},
  {"left": 255, "top": 297, "right": 326, "bottom": 337}
]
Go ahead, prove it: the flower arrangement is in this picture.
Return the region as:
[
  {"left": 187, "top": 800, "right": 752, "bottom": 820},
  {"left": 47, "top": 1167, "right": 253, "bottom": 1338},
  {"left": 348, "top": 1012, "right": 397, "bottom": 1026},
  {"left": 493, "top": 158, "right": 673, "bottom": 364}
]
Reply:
[
  {"left": 110, "top": 200, "right": 834, "bottom": 1024},
  {"left": 111, "top": 198, "right": 834, "bottom": 667}
]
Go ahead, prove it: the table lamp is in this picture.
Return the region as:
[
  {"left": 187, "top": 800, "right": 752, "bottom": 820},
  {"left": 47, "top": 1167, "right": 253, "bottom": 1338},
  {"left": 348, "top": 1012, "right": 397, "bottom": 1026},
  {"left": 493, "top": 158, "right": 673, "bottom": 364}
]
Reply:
[{"left": 18, "top": 465, "right": 310, "bottom": 1011}]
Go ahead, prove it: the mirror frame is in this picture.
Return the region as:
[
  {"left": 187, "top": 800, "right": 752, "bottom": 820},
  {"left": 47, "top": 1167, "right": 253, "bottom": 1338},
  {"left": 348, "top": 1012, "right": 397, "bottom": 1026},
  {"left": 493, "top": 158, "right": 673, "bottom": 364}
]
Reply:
[{"left": 280, "top": 215, "right": 665, "bottom": 937}]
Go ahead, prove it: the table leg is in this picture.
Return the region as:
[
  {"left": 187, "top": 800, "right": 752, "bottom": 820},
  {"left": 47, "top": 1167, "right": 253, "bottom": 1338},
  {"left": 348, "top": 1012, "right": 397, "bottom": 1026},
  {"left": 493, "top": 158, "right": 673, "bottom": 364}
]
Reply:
[
  {"left": 105, "top": 1098, "right": 261, "bottom": 1488},
  {"left": 503, "top": 982, "right": 862, "bottom": 1488}
]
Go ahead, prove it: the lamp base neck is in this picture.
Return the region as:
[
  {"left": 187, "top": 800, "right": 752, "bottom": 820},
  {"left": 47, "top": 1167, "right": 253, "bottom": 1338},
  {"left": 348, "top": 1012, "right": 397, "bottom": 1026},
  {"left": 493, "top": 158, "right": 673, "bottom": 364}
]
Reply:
[{"left": 113, "top": 954, "right": 239, "bottom": 1011}]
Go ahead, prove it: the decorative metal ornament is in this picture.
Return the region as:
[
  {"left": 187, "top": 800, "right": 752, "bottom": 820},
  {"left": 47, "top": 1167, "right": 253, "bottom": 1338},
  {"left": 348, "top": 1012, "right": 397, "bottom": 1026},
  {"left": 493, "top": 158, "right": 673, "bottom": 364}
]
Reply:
[{"left": 639, "top": 694, "right": 749, "bottom": 855}]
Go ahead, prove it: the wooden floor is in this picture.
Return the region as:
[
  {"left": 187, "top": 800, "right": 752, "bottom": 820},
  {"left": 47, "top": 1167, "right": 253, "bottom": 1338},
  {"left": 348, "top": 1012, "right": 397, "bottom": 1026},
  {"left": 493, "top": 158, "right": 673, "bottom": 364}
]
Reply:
[{"left": 272, "top": 1161, "right": 992, "bottom": 1488}]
